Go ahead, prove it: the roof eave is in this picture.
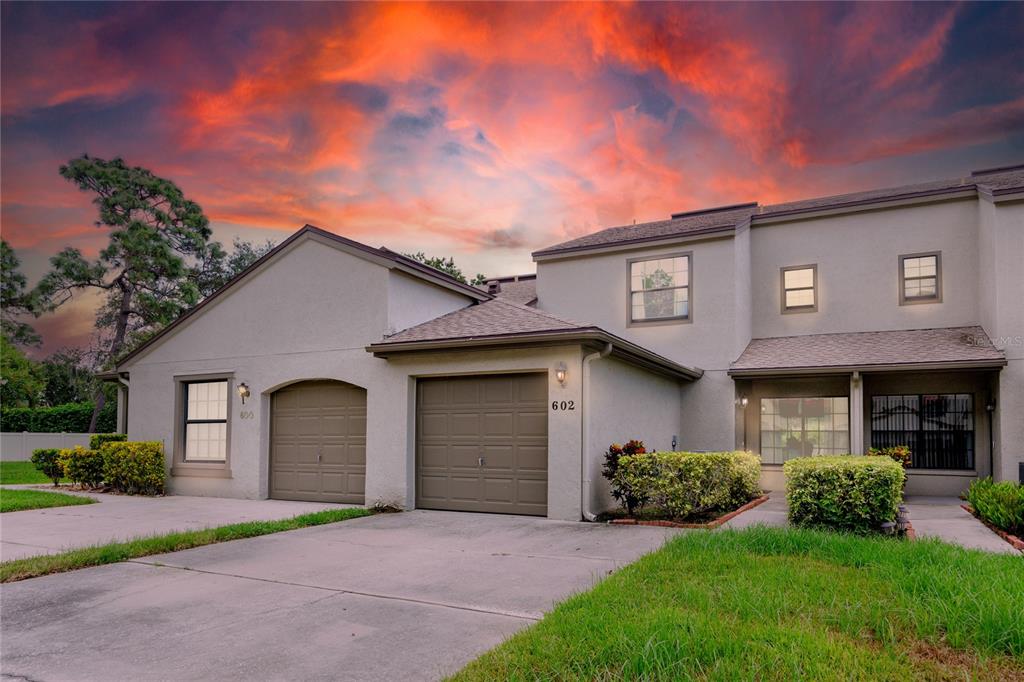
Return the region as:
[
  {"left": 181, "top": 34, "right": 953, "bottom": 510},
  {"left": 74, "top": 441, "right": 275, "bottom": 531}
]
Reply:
[
  {"left": 367, "top": 329, "right": 703, "bottom": 381},
  {"left": 728, "top": 358, "right": 1007, "bottom": 378},
  {"left": 754, "top": 187, "right": 978, "bottom": 225},
  {"left": 532, "top": 224, "right": 737, "bottom": 261}
]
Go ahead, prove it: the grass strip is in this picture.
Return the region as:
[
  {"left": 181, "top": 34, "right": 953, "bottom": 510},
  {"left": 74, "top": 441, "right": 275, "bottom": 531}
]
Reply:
[
  {"left": 0, "top": 488, "right": 95, "bottom": 513},
  {"left": 1, "top": 506, "right": 372, "bottom": 583},
  {"left": 0, "top": 461, "right": 66, "bottom": 485},
  {"left": 453, "top": 526, "right": 1024, "bottom": 681}
]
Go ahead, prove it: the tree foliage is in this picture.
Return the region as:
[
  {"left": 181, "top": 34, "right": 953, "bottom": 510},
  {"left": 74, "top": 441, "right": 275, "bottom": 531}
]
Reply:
[
  {"left": 34, "top": 156, "right": 219, "bottom": 429},
  {"left": 0, "top": 335, "right": 45, "bottom": 407},
  {"left": 1, "top": 239, "right": 42, "bottom": 346},
  {"left": 404, "top": 251, "right": 487, "bottom": 285},
  {"left": 193, "top": 237, "right": 277, "bottom": 298}
]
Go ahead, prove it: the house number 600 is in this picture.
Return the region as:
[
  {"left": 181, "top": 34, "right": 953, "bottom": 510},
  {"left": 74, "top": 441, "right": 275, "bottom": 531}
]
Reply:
[
  {"left": 551, "top": 400, "right": 575, "bottom": 411},
  {"left": 239, "top": 411, "right": 255, "bottom": 420}
]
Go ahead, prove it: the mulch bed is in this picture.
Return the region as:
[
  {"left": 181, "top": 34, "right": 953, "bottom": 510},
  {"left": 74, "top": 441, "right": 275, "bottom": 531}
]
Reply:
[
  {"left": 607, "top": 494, "right": 770, "bottom": 529},
  {"left": 960, "top": 504, "right": 1024, "bottom": 552}
]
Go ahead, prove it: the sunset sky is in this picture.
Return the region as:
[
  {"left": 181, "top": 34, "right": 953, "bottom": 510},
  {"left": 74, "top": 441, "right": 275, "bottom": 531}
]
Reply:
[{"left": 2, "top": 1, "right": 1023, "bottom": 355}]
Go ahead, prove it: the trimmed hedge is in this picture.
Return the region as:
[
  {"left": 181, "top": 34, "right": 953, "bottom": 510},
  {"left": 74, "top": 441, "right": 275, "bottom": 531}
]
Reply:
[
  {"left": 611, "top": 450, "right": 761, "bottom": 520},
  {"left": 101, "top": 441, "right": 165, "bottom": 495},
  {"left": 784, "top": 456, "right": 905, "bottom": 534},
  {"left": 30, "top": 448, "right": 64, "bottom": 486},
  {"left": 59, "top": 446, "right": 105, "bottom": 488},
  {"left": 967, "top": 478, "right": 1023, "bottom": 536},
  {"left": 1, "top": 401, "right": 116, "bottom": 433},
  {"left": 90, "top": 433, "right": 127, "bottom": 449}
]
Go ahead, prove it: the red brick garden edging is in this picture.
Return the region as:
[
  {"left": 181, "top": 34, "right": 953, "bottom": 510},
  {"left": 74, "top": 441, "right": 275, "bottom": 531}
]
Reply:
[
  {"left": 960, "top": 504, "right": 1024, "bottom": 552},
  {"left": 608, "top": 494, "right": 770, "bottom": 529}
]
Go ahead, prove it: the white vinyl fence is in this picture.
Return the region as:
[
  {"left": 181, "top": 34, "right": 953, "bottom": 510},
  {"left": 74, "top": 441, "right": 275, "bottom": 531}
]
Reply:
[{"left": 0, "top": 432, "right": 93, "bottom": 461}]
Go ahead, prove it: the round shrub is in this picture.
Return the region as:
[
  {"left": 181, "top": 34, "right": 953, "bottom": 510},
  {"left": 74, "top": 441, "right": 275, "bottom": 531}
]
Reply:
[
  {"left": 784, "top": 456, "right": 905, "bottom": 534},
  {"left": 101, "top": 441, "right": 165, "bottom": 495},
  {"left": 59, "top": 446, "right": 105, "bottom": 488},
  {"left": 30, "top": 448, "right": 64, "bottom": 486}
]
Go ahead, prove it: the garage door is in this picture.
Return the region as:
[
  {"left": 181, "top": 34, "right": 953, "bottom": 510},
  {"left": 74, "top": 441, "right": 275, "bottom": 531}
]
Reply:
[
  {"left": 416, "top": 373, "right": 548, "bottom": 516},
  {"left": 271, "top": 380, "right": 366, "bottom": 503}
]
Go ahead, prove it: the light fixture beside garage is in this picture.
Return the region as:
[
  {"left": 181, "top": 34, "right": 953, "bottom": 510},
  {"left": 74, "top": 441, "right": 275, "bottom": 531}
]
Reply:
[
  {"left": 555, "top": 362, "right": 568, "bottom": 386},
  {"left": 237, "top": 382, "right": 250, "bottom": 404}
]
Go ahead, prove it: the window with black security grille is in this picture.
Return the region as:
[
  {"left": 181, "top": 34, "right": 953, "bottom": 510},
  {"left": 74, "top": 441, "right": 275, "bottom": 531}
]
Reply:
[{"left": 870, "top": 394, "right": 974, "bottom": 470}]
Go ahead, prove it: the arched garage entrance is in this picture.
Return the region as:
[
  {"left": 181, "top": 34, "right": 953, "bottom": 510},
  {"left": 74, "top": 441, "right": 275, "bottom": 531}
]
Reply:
[{"left": 270, "top": 380, "right": 366, "bottom": 503}]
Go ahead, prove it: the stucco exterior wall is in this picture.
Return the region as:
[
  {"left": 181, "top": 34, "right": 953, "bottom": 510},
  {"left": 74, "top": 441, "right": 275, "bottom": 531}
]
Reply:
[
  {"left": 586, "top": 356, "right": 683, "bottom": 513},
  {"left": 378, "top": 346, "right": 584, "bottom": 520},
  {"left": 387, "top": 270, "right": 472, "bottom": 336},
  {"left": 535, "top": 236, "right": 739, "bottom": 451},
  {"left": 121, "top": 235, "right": 484, "bottom": 503},
  {"left": 750, "top": 199, "right": 981, "bottom": 338}
]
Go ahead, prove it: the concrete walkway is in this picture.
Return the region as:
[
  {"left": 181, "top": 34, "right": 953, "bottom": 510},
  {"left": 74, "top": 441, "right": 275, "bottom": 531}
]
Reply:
[
  {"left": 0, "top": 487, "right": 348, "bottom": 561},
  {"left": 723, "top": 493, "right": 1018, "bottom": 554},
  {"left": 0, "top": 510, "right": 678, "bottom": 682},
  {"left": 903, "top": 496, "right": 1018, "bottom": 554}
]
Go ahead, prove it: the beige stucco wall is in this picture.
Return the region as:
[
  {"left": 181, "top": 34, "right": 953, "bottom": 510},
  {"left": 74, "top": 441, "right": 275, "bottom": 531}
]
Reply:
[
  {"left": 378, "top": 346, "right": 584, "bottom": 520},
  {"left": 978, "top": 198, "right": 1024, "bottom": 484},
  {"left": 750, "top": 199, "right": 981, "bottom": 338},
  {"left": 121, "top": 235, "right": 480, "bottom": 504},
  {"left": 535, "top": 235, "right": 739, "bottom": 452},
  {"left": 586, "top": 356, "right": 684, "bottom": 514}
]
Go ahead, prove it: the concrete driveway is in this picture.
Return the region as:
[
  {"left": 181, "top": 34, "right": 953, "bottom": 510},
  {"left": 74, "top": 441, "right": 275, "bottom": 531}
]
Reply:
[
  {"left": 0, "top": 510, "right": 678, "bottom": 681},
  {"left": 0, "top": 489, "right": 345, "bottom": 561}
]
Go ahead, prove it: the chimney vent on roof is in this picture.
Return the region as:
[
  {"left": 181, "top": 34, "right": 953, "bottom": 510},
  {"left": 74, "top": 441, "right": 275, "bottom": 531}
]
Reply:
[
  {"left": 670, "top": 201, "right": 758, "bottom": 220},
  {"left": 487, "top": 281, "right": 501, "bottom": 295}
]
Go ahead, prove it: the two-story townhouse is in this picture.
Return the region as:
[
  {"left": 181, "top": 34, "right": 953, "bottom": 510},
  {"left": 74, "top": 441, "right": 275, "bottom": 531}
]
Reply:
[{"left": 107, "top": 165, "right": 1023, "bottom": 520}]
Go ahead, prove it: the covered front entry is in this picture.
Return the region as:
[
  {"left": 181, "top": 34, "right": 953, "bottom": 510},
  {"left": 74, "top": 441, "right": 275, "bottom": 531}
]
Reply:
[
  {"left": 270, "top": 380, "right": 366, "bottom": 503},
  {"left": 416, "top": 373, "right": 548, "bottom": 516}
]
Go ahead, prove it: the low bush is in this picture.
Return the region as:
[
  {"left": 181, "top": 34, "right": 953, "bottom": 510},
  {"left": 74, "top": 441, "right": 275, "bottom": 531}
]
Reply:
[
  {"left": 0, "top": 401, "right": 116, "bottom": 433},
  {"left": 611, "top": 450, "right": 761, "bottom": 520},
  {"left": 866, "top": 445, "right": 912, "bottom": 468},
  {"left": 30, "top": 448, "right": 64, "bottom": 486},
  {"left": 784, "top": 456, "right": 905, "bottom": 534},
  {"left": 89, "top": 433, "right": 127, "bottom": 449},
  {"left": 967, "top": 478, "right": 1023, "bottom": 536},
  {"left": 58, "top": 446, "right": 105, "bottom": 488},
  {"left": 602, "top": 440, "right": 648, "bottom": 514},
  {"left": 101, "top": 441, "right": 165, "bottom": 495}
]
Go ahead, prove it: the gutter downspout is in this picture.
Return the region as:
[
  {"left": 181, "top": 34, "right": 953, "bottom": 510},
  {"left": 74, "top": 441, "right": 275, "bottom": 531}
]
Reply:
[
  {"left": 581, "top": 342, "right": 613, "bottom": 521},
  {"left": 116, "top": 373, "right": 130, "bottom": 435}
]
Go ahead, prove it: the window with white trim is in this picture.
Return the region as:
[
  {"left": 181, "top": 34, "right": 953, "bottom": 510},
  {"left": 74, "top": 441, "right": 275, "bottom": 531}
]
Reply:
[
  {"left": 183, "top": 380, "right": 228, "bottom": 461},
  {"left": 629, "top": 255, "right": 690, "bottom": 322}
]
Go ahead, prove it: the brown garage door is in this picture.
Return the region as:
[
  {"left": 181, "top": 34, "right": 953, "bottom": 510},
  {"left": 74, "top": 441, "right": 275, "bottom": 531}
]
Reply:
[
  {"left": 417, "top": 373, "right": 547, "bottom": 516},
  {"left": 271, "top": 380, "right": 366, "bottom": 503}
]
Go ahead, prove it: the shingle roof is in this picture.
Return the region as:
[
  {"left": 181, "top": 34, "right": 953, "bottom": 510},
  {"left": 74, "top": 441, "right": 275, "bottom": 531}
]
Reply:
[
  {"left": 730, "top": 326, "right": 1006, "bottom": 375},
  {"left": 381, "top": 298, "right": 587, "bottom": 344},
  {"left": 534, "top": 165, "right": 1023, "bottom": 258},
  {"left": 532, "top": 204, "right": 758, "bottom": 257},
  {"left": 369, "top": 298, "right": 704, "bottom": 380},
  {"left": 491, "top": 279, "right": 537, "bottom": 305}
]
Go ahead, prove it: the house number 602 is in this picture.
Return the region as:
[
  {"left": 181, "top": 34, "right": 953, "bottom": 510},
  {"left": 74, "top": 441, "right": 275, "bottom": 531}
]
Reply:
[
  {"left": 551, "top": 400, "right": 575, "bottom": 411},
  {"left": 239, "top": 411, "right": 255, "bottom": 420}
]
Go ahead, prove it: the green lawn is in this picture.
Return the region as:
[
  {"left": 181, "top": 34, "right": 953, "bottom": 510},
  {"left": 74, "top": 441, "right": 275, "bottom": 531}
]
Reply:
[
  {"left": 0, "top": 461, "right": 65, "bottom": 485},
  {"left": 0, "top": 506, "right": 373, "bottom": 583},
  {"left": 453, "top": 527, "right": 1024, "bottom": 681},
  {"left": 0, "top": 488, "right": 95, "bottom": 513}
]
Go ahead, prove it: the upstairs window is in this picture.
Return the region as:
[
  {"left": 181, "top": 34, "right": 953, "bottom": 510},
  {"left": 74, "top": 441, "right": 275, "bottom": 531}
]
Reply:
[
  {"left": 900, "top": 252, "right": 942, "bottom": 304},
  {"left": 628, "top": 254, "right": 690, "bottom": 323},
  {"left": 781, "top": 265, "right": 817, "bottom": 313},
  {"left": 184, "top": 380, "right": 228, "bottom": 461}
]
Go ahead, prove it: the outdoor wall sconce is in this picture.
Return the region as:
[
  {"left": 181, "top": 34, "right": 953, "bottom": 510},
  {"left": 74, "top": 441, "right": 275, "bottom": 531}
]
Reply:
[
  {"left": 237, "top": 382, "right": 250, "bottom": 405},
  {"left": 735, "top": 396, "right": 749, "bottom": 408},
  {"left": 555, "top": 362, "right": 567, "bottom": 386}
]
